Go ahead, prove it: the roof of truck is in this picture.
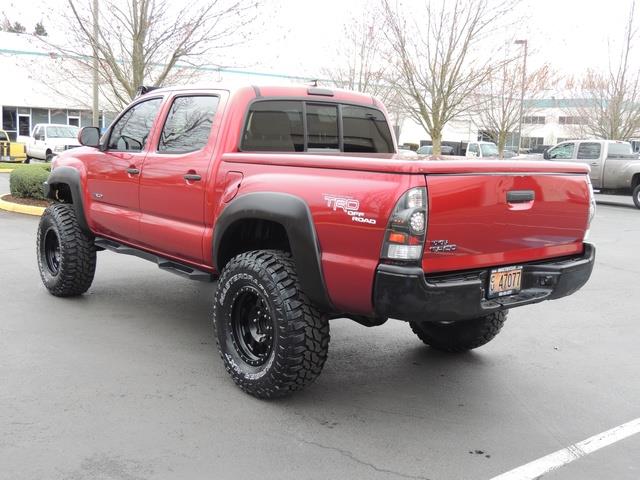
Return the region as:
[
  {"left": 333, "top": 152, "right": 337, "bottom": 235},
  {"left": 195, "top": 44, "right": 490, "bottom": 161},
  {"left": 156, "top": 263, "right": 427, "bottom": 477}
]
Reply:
[{"left": 141, "top": 84, "right": 381, "bottom": 106}]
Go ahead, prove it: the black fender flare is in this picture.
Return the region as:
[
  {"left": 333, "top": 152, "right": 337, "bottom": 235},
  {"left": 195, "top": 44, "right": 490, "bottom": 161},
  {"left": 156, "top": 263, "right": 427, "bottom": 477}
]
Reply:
[
  {"left": 43, "top": 166, "right": 90, "bottom": 233},
  {"left": 213, "top": 192, "right": 333, "bottom": 312}
]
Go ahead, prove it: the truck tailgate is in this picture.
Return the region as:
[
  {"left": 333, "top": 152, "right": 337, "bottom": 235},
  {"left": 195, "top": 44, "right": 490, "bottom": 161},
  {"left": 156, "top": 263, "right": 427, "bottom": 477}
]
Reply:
[{"left": 423, "top": 173, "right": 590, "bottom": 273}]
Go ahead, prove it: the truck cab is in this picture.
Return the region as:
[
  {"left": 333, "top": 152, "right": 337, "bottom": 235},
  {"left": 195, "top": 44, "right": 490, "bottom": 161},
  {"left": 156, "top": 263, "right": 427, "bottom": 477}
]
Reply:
[
  {"left": 465, "top": 141, "right": 499, "bottom": 159},
  {"left": 545, "top": 139, "right": 640, "bottom": 207},
  {"left": 26, "top": 124, "right": 81, "bottom": 162}
]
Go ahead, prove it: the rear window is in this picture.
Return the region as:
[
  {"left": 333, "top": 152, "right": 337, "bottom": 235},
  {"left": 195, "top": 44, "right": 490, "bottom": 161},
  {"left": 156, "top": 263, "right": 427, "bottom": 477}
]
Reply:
[
  {"left": 241, "top": 100, "right": 393, "bottom": 153},
  {"left": 608, "top": 142, "right": 632, "bottom": 156},
  {"left": 307, "top": 104, "right": 339, "bottom": 150},
  {"left": 342, "top": 106, "right": 394, "bottom": 153},
  {"left": 242, "top": 101, "right": 304, "bottom": 152}
]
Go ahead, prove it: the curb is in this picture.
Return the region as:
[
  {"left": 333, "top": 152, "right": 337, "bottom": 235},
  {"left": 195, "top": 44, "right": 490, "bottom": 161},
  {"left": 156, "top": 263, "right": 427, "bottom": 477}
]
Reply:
[
  {"left": 0, "top": 169, "right": 13, "bottom": 173},
  {"left": 0, "top": 193, "right": 45, "bottom": 216}
]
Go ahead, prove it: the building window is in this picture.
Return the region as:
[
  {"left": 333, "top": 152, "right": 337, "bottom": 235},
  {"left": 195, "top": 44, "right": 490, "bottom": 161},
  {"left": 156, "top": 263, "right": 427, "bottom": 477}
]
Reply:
[
  {"left": 2, "top": 106, "right": 17, "bottom": 141},
  {"left": 521, "top": 136, "right": 544, "bottom": 149},
  {"left": 522, "top": 116, "right": 545, "bottom": 124},
  {"left": 32, "top": 108, "right": 49, "bottom": 126},
  {"left": 50, "top": 109, "right": 67, "bottom": 124},
  {"left": 559, "top": 116, "right": 585, "bottom": 125}
]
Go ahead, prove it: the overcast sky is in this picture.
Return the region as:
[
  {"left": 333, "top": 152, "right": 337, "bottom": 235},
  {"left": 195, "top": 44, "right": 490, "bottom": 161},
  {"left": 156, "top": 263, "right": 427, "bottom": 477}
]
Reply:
[{"left": 4, "top": 0, "right": 636, "bottom": 80}]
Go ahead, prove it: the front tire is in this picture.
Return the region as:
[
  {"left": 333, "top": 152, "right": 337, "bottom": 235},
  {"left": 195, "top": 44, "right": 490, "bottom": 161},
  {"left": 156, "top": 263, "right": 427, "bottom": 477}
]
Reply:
[
  {"left": 37, "top": 203, "right": 96, "bottom": 296},
  {"left": 632, "top": 184, "right": 640, "bottom": 209},
  {"left": 409, "top": 311, "right": 507, "bottom": 353},
  {"left": 213, "top": 250, "right": 330, "bottom": 398}
]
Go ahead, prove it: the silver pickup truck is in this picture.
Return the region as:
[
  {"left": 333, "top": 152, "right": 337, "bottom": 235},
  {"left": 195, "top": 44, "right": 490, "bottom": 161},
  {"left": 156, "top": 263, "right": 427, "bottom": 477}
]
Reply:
[{"left": 544, "top": 140, "right": 640, "bottom": 208}]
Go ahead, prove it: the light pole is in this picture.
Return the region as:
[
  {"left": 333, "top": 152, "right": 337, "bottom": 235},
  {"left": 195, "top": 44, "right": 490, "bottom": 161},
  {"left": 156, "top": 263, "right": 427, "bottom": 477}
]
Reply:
[{"left": 515, "top": 39, "right": 528, "bottom": 153}]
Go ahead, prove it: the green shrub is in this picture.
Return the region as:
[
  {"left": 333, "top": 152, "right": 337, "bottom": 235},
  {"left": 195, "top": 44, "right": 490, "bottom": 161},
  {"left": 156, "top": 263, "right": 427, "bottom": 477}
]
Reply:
[{"left": 9, "top": 165, "right": 51, "bottom": 200}]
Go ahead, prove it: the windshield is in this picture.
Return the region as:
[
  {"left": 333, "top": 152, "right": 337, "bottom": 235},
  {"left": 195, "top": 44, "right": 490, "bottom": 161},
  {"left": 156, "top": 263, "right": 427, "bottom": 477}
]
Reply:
[
  {"left": 46, "top": 126, "right": 79, "bottom": 139},
  {"left": 608, "top": 142, "right": 632, "bottom": 156},
  {"left": 480, "top": 143, "right": 499, "bottom": 156}
]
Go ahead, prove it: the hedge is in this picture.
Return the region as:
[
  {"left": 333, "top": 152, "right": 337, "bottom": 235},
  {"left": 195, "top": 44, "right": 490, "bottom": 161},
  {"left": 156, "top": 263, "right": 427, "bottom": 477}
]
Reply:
[{"left": 9, "top": 165, "right": 51, "bottom": 200}]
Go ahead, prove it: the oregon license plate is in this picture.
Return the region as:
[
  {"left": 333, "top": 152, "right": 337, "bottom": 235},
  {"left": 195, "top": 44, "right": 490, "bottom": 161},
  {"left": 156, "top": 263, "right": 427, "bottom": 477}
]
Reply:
[{"left": 488, "top": 266, "right": 523, "bottom": 298}]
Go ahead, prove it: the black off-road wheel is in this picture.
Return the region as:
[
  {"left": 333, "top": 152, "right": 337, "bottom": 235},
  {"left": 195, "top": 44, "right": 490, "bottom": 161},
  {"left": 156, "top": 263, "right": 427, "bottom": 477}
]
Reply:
[
  {"left": 37, "top": 203, "right": 96, "bottom": 297},
  {"left": 213, "top": 250, "right": 330, "bottom": 399},
  {"left": 409, "top": 311, "right": 507, "bottom": 353},
  {"left": 632, "top": 184, "right": 640, "bottom": 209}
]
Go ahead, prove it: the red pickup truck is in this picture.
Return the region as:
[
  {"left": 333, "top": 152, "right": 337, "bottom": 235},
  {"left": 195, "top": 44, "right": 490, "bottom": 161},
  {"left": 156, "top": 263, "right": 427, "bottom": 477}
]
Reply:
[{"left": 37, "top": 85, "right": 596, "bottom": 398}]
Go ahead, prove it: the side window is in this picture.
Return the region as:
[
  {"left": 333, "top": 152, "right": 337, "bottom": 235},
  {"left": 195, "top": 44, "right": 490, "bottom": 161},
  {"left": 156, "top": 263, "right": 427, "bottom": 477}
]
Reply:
[
  {"left": 577, "top": 142, "right": 601, "bottom": 160},
  {"left": 108, "top": 98, "right": 163, "bottom": 151},
  {"left": 549, "top": 142, "right": 575, "bottom": 159},
  {"left": 306, "top": 104, "right": 339, "bottom": 150},
  {"left": 242, "top": 101, "right": 304, "bottom": 152},
  {"left": 158, "top": 96, "right": 220, "bottom": 153},
  {"left": 468, "top": 143, "right": 479, "bottom": 155},
  {"left": 342, "top": 106, "right": 393, "bottom": 153}
]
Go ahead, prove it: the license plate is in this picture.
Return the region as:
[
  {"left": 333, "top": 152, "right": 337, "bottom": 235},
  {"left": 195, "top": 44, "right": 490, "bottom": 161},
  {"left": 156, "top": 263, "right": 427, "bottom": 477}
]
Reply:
[{"left": 488, "top": 266, "right": 523, "bottom": 298}]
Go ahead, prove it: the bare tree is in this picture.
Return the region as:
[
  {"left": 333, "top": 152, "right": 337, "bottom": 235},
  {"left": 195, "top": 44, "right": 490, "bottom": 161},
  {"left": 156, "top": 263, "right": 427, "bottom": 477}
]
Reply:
[
  {"left": 566, "top": 1, "right": 640, "bottom": 140},
  {"left": 473, "top": 59, "right": 550, "bottom": 157},
  {"left": 322, "top": 14, "right": 396, "bottom": 103},
  {"left": 381, "top": 0, "right": 518, "bottom": 154},
  {"left": 46, "top": 0, "right": 259, "bottom": 111},
  {"left": 322, "top": 12, "right": 404, "bottom": 138}
]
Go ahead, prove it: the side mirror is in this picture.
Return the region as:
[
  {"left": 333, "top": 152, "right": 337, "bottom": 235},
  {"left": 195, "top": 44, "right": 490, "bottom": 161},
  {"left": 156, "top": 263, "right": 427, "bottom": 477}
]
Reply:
[{"left": 78, "top": 127, "right": 101, "bottom": 148}]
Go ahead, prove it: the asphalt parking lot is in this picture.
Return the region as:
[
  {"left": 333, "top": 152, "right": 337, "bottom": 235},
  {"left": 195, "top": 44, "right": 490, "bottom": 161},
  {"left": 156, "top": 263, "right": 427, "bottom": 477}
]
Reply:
[{"left": 1, "top": 173, "right": 638, "bottom": 480}]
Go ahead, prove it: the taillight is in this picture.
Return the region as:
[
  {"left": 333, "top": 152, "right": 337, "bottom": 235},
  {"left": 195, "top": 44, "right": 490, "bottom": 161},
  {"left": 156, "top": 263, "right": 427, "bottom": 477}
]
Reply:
[
  {"left": 381, "top": 187, "right": 427, "bottom": 262},
  {"left": 585, "top": 177, "right": 596, "bottom": 240}
]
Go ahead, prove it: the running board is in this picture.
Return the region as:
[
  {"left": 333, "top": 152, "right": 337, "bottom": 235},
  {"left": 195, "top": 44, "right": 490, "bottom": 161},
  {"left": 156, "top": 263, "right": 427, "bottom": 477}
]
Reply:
[{"left": 94, "top": 237, "right": 215, "bottom": 282}]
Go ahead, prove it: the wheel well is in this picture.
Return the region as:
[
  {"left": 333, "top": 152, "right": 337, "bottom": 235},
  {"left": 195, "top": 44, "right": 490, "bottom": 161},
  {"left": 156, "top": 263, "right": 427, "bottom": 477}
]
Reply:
[
  {"left": 632, "top": 173, "right": 640, "bottom": 190},
  {"left": 46, "top": 148, "right": 52, "bottom": 154},
  {"left": 50, "top": 183, "right": 73, "bottom": 203},
  {"left": 217, "top": 219, "right": 291, "bottom": 271}
]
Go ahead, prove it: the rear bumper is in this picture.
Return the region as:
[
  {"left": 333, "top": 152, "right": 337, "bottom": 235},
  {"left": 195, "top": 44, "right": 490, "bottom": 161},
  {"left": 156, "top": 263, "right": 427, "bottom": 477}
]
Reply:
[{"left": 373, "top": 243, "right": 595, "bottom": 323}]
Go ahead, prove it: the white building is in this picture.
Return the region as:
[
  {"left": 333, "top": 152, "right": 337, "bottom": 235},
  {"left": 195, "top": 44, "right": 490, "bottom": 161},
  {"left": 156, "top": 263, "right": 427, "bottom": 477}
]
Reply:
[{"left": 397, "top": 98, "right": 592, "bottom": 151}]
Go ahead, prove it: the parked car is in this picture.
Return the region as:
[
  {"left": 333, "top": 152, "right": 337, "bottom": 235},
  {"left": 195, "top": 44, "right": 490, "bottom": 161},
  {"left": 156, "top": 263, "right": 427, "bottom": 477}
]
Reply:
[
  {"left": 26, "top": 124, "right": 80, "bottom": 162},
  {"left": 38, "top": 84, "right": 595, "bottom": 398},
  {"left": 397, "top": 147, "right": 419, "bottom": 157},
  {"left": 544, "top": 139, "right": 640, "bottom": 208},
  {"left": 0, "top": 129, "right": 27, "bottom": 162},
  {"left": 417, "top": 145, "right": 455, "bottom": 155}
]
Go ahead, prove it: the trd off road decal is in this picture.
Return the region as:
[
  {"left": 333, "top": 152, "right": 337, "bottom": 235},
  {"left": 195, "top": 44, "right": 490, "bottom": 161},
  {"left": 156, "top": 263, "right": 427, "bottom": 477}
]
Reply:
[{"left": 323, "top": 195, "right": 377, "bottom": 225}]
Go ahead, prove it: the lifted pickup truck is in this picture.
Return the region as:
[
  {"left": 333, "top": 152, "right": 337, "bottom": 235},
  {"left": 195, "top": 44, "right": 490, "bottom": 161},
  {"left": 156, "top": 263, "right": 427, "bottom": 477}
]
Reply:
[
  {"left": 545, "top": 139, "right": 640, "bottom": 208},
  {"left": 37, "top": 85, "right": 596, "bottom": 398}
]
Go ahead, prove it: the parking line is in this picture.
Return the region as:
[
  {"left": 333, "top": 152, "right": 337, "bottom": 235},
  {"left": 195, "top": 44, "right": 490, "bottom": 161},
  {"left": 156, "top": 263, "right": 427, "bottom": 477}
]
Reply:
[{"left": 489, "top": 417, "right": 640, "bottom": 480}]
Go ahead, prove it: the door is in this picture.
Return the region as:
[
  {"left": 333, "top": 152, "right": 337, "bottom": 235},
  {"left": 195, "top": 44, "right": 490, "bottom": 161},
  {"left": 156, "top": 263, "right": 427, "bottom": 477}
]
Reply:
[
  {"left": 576, "top": 142, "right": 603, "bottom": 188},
  {"left": 547, "top": 142, "right": 576, "bottom": 161},
  {"left": 138, "top": 94, "right": 221, "bottom": 263},
  {"left": 18, "top": 115, "right": 30, "bottom": 139},
  {"left": 85, "top": 97, "right": 163, "bottom": 244}
]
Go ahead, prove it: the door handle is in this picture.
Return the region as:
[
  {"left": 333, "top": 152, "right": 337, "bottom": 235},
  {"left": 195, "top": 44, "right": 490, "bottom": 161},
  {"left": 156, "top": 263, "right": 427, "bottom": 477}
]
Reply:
[
  {"left": 183, "top": 173, "right": 201, "bottom": 181},
  {"left": 590, "top": 162, "right": 599, "bottom": 166},
  {"left": 507, "top": 190, "right": 535, "bottom": 203},
  {"left": 126, "top": 167, "right": 140, "bottom": 175}
]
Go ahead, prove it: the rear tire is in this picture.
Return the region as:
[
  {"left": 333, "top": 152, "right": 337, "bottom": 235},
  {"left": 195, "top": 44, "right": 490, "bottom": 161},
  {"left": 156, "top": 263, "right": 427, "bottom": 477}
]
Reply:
[
  {"left": 213, "top": 250, "right": 330, "bottom": 399},
  {"left": 409, "top": 311, "right": 507, "bottom": 353},
  {"left": 45, "top": 152, "right": 53, "bottom": 163},
  {"left": 633, "top": 184, "right": 640, "bottom": 209},
  {"left": 37, "top": 203, "right": 96, "bottom": 296}
]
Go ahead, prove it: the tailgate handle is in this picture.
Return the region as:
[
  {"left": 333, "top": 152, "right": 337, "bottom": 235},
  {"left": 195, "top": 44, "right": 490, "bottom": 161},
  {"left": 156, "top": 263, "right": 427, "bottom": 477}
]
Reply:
[{"left": 507, "top": 190, "right": 535, "bottom": 203}]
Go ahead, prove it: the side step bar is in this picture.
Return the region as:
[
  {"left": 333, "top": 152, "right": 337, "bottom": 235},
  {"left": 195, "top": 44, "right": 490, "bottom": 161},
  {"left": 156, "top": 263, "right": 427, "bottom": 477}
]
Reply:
[{"left": 94, "top": 237, "right": 215, "bottom": 282}]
